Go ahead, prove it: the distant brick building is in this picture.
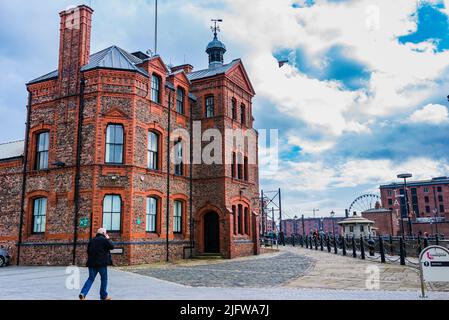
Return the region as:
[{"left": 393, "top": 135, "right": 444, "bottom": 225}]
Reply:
[
  {"left": 379, "top": 177, "right": 449, "bottom": 236},
  {"left": 0, "top": 5, "right": 260, "bottom": 266},
  {"left": 280, "top": 216, "right": 344, "bottom": 237}
]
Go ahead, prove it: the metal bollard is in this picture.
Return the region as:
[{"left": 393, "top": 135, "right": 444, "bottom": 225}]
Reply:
[
  {"left": 352, "top": 236, "right": 357, "bottom": 258},
  {"left": 320, "top": 236, "right": 324, "bottom": 251},
  {"left": 379, "top": 236, "right": 385, "bottom": 263},
  {"left": 342, "top": 236, "right": 347, "bottom": 256},
  {"left": 327, "top": 236, "right": 331, "bottom": 252},
  {"left": 360, "top": 236, "right": 365, "bottom": 260},
  {"left": 417, "top": 234, "right": 422, "bottom": 255},
  {"left": 389, "top": 235, "right": 394, "bottom": 256},
  {"left": 399, "top": 237, "right": 405, "bottom": 266}
]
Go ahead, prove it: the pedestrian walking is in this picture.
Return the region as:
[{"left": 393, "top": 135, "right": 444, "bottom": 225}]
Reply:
[{"left": 79, "top": 228, "right": 114, "bottom": 300}]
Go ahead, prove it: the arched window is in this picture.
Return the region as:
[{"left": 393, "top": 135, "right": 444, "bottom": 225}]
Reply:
[
  {"left": 238, "top": 204, "right": 243, "bottom": 234},
  {"left": 105, "top": 124, "right": 124, "bottom": 164},
  {"left": 232, "top": 205, "right": 237, "bottom": 235},
  {"left": 146, "top": 197, "right": 158, "bottom": 233},
  {"left": 231, "top": 98, "right": 237, "bottom": 120},
  {"left": 240, "top": 104, "right": 246, "bottom": 125},
  {"left": 151, "top": 74, "right": 161, "bottom": 103},
  {"left": 205, "top": 96, "right": 214, "bottom": 118},
  {"left": 148, "top": 131, "right": 159, "bottom": 170},
  {"left": 32, "top": 197, "right": 47, "bottom": 234},
  {"left": 176, "top": 87, "right": 185, "bottom": 114},
  {"left": 244, "top": 207, "right": 249, "bottom": 235},
  {"left": 173, "top": 200, "right": 183, "bottom": 234},
  {"left": 174, "top": 140, "right": 183, "bottom": 176},
  {"left": 35, "top": 132, "right": 49, "bottom": 170},
  {"left": 103, "top": 195, "right": 121, "bottom": 232}
]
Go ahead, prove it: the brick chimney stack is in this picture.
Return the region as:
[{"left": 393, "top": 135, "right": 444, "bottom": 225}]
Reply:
[{"left": 58, "top": 5, "right": 93, "bottom": 95}]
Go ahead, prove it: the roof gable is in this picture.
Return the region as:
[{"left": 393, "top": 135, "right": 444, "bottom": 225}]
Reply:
[
  {"left": 225, "top": 60, "right": 255, "bottom": 95},
  {"left": 147, "top": 55, "right": 169, "bottom": 74}
]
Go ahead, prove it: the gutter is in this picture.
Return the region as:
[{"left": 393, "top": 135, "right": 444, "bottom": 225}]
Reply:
[
  {"left": 72, "top": 76, "right": 86, "bottom": 265},
  {"left": 16, "top": 90, "right": 32, "bottom": 266}
]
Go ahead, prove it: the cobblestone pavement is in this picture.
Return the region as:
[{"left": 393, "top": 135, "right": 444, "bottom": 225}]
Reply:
[{"left": 126, "top": 251, "right": 313, "bottom": 288}]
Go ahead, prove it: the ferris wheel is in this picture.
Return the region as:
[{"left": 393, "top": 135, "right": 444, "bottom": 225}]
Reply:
[{"left": 348, "top": 194, "right": 381, "bottom": 214}]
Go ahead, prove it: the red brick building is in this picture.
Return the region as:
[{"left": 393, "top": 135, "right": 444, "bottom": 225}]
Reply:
[
  {"left": 0, "top": 5, "right": 260, "bottom": 266},
  {"left": 281, "top": 217, "right": 344, "bottom": 237},
  {"left": 379, "top": 177, "right": 449, "bottom": 236}
]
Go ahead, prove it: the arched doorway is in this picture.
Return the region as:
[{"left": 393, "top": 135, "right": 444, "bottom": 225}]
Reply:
[{"left": 204, "top": 211, "right": 220, "bottom": 253}]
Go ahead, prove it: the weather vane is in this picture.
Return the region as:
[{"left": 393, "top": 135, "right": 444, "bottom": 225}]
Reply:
[{"left": 211, "top": 19, "right": 223, "bottom": 38}]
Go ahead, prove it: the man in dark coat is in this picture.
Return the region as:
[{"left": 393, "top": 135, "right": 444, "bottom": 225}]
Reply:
[{"left": 79, "top": 228, "right": 114, "bottom": 300}]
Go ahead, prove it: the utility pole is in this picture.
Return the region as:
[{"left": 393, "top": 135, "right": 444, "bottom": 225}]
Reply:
[
  {"left": 261, "top": 190, "right": 265, "bottom": 236},
  {"left": 279, "top": 188, "right": 283, "bottom": 232},
  {"left": 154, "top": 0, "right": 158, "bottom": 54}
]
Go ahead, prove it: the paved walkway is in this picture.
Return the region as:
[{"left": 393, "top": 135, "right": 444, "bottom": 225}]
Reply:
[
  {"left": 0, "top": 246, "right": 448, "bottom": 300},
  {"left": 282, "top": 247, "right": 449, "bottom": 292},
  {"left": 1, "top": 265, "right": 448, "bottom": 300}
]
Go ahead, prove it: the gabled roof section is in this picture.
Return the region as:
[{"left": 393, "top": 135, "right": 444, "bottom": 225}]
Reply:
[
  {"left": 146, "top": 55, "right": 170, "bottom": 73},
  {"left": 187, "top": 60, "right": 239, "bottom": 81},
  {"left": 168, "top": 69, "right": 191, "bottom": 85},
  {"left": 226, "top": 60, "right": 255, "bottom": 95},
  {"left": 0, "top": 140, "right": 24, "bottom": 161},
  {"left": 28, "top": 46, "right": 150, "bottom": 85},
  {"left": 187, "top": 59, "right": 255, "bottom": 95},
  {"left": 81, "top": 46, "right": 149, "bottom": 76}
]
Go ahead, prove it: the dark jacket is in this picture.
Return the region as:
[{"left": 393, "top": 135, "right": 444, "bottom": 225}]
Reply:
[{"left": 86, "top": 234, "right": 114, "bottom": 268}]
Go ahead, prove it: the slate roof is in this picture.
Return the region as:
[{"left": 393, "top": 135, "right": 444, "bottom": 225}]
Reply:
[
  {"left": 28, "top": 46, "right": 149, "bottom": 85},
  {"left": 0, "top": 140, "right": 24, "bottom": 161},
  {"left": 187, "top": 59, "right": 239, "bottom": 81},
  {"left": 80, "top": 46, "right": 148, "bottom": 76}
]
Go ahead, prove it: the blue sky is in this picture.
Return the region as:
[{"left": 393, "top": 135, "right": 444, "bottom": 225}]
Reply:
[{"left": 1, "top": 0, "right": 449, "bottom": 220}]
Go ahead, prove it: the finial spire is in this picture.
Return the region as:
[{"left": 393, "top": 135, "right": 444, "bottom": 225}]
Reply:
[{"left": 211, "top": 19, "right": 222, "bottom": 39}]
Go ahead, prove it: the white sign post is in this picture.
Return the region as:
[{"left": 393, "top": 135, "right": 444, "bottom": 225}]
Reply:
[{"left": 419, "top": 245, "right": 449, "bottom": 298}]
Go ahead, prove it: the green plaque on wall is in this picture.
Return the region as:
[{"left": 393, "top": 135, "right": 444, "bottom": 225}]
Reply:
[{"left": 79, "top": 218, "right": 89, "bottom": 228}]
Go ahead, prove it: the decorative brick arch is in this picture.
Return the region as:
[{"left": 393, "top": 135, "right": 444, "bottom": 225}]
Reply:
[
  {"left": 195, "top": 204, "right": 225, "bottom": 254},
  {"left": 230, "top": 196, "right": 252, "bottom": 237}
]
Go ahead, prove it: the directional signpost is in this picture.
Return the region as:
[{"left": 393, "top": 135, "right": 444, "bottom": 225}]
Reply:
[{"left": 419, "top": 245, "right": 449, "bottom": 298}]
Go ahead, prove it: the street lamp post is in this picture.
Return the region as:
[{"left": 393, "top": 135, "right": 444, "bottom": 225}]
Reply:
[
  {"left": 294, "top": 215, "right": 298, "bottom": 236},
  {"left": 330, "top": 210, "right": 335, "bottom": 235},
  {"left": 397, "top": 173, "right": 413, "bottom": 237}
]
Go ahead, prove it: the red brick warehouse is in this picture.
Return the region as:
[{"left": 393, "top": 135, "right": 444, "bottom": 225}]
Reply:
[{"left": 0, "top": 5, "right": 261, "bottom": 266}]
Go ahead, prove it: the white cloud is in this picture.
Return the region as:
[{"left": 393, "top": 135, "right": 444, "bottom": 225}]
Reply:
[
  {"left": 262, "top": 157, "right": 449, "bottom": 192},
  {"left": 186, "top": 0, "right": 449, "bottom": 136},
  {"left": 409, "top": 103, "right": 449, "bottom": 124},
  {"left": 287, "top": 134, "right": 335, "bottom": 154}
]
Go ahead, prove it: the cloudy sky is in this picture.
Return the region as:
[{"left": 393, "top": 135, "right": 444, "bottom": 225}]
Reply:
[{"left": 1, "top": 0, "right": 449, "bottom": 219}]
